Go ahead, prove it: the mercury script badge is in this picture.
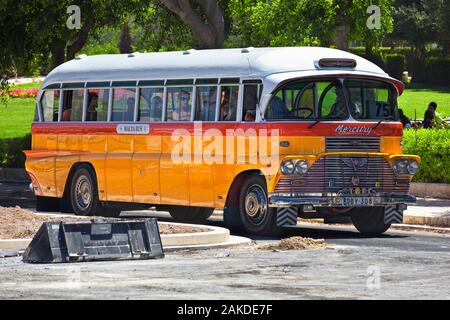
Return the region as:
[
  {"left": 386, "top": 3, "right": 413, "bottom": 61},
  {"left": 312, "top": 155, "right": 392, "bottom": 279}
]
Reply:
[
  {"left": 117, "top": 124, "right": 150, "bottom": 135},
  {"left": 335, "top": 125, "right": 372, "bottom": 136}
]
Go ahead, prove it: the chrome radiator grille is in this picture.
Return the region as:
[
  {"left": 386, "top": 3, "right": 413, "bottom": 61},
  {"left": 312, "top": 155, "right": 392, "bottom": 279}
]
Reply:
[
  {"left": 274, "top": 156, "right": 410, "bottom": 195},
  {"left": 326, "top": 137, "right": 380, "bottom": 152}
]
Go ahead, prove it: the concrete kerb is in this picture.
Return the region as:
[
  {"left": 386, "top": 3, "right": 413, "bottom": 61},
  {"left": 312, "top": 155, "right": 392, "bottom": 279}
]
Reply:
[{"left": 0, "top": 219, "right": 251, "bottom": 252}]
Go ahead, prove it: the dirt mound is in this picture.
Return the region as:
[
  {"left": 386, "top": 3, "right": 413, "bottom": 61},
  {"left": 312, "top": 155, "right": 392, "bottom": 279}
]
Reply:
[
  {"left": 258, "top": 236, "right": 326, "bottom": 251},
  {"left": 0, "top": 206, "right": 207, "bottom": 239}
]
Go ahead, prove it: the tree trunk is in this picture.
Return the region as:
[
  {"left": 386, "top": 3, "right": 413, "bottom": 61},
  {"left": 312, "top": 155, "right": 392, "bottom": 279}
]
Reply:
[
  {"left": 160, "top": 0, "right": 225, "bottom": 49},
  {"left": 66, "top": 20, "right": 94, "bottom": 61},
  {"left": 50, "top": 39, "right": 66, "bottom": 69},
  {"left": 119, "top": 23, "right": 133, "bottom": 54}
]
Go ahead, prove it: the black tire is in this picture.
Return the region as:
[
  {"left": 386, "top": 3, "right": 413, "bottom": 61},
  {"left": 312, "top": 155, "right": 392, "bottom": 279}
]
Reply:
[
  {"left": 69, "top": 165, "right": 99, "bottom": 216},
  {"left": 97, "top": 206, "right": 122, "bottom": 218},
  {"left": 168, "top": 206, "right": 213, "bottom": 222},
  {"left": 194, "top": 208, "right": 214, "bottom": 221},
  {"left": 351, "top": 207, "right": 391, "bottom": 235},
  {"left": 223, "top": 207, "right": 242, "bottom": 232},
  {"left": 35, "top": 196, "right": 60, "bottom": 212},
  {"left": 238, "top": 175, "right": 278, "bottom": 235}
]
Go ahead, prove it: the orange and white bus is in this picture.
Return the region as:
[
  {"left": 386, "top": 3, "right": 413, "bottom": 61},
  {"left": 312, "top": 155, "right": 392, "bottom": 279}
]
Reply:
[{"left": 26, "top": 47, "right": 420, "bottom": 235}]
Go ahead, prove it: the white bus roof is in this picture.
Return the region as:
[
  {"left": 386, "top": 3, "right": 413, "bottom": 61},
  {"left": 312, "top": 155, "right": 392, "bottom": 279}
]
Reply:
[{"left": 42, "top": 47, "right": 400, "bottom": 91}]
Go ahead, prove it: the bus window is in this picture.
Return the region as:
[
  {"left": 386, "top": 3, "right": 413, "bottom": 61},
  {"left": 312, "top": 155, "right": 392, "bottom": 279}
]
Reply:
[
  {"left": 86, "top": 89, "right": 109, "bottom": 122},
  {"left": 62, "top": 90, "right": 84, "bottom": 122},
  {"left": 41, "top": 90, "right": 60, "bottom": 122},
  {"left": 266, "top": 81, "right": 347, "bottom": 120},
  {"left": 219, "top": 86, "right": 238, "bottom": 121},
  {"left": 112, "top": 88, "right": 136, "bottom": 122},
  {"left": 167, "top": 87, "right": 193, "bottom": 121},
  {"left": 318, "top": 82, "right": 347, "bottom": 119},
  {"left": 344, "top": 80, "right": 397, "bottom": 120},
  {"left": 195, "top": 86, "right": 217, "bottom": 121},
  {"left": 139, "top": 88, "right": 164, "bottom": 122},
  {"left": 243, "top": 85, "right": 258, "bottom": 122}
]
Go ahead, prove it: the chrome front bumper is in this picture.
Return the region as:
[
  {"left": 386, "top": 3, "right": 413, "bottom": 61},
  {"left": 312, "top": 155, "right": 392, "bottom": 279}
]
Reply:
[{"left": 269, "top": 194, "right": 416, "bottom": 208}]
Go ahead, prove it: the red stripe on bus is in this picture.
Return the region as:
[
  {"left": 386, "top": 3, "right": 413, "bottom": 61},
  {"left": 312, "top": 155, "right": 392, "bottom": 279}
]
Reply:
[{"left": 31, "top": 122, "right": 403, "bottom": 137}]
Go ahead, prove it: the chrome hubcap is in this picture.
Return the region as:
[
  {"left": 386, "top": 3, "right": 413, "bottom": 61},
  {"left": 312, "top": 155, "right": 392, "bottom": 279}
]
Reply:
[
  {"left": 244, "top": 184, "right": 267, "bottom": 224},
  {"left": 75, "top": 175, "right": 92, "bottom": 209}
]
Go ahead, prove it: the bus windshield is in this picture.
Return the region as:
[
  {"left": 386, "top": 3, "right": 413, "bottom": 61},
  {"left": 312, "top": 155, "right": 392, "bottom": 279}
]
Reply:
[
  {"left": 344, "top": 79, "right": 398, "bottom": 121},
  {"left": 266, "top": 78, "right": 398, "bottom": 122}
]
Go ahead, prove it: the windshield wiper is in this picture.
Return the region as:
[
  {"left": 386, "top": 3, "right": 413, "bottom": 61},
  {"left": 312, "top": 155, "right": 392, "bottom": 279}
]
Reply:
[
  {"left": 372, "top": 116, "right": 394, "bottom": 130},
  {"left": 308, "top": 119, "right": 321, "bottom": 129}
]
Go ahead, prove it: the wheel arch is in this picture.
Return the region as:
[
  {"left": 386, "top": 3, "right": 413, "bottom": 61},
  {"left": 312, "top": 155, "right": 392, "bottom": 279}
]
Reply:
[
  {"left": 224, "top": 169, "right": 266, "bottom": 208},
  {"left": 62, "top": 162, "right": 99, "bottom": 200}
]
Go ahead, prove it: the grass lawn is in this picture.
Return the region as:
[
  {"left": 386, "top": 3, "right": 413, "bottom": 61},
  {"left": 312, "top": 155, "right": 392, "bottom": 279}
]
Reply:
[
  {"left": 399, "top": 84, "right": 450, "bottom": 120},
  {"left": 0, "top": 98, "right": 35, "bottom": 139}
]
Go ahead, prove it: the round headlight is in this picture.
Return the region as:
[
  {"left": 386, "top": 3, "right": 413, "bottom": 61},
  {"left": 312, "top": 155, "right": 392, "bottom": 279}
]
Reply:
[
  {"left": 295, "top": 160, "right": 308, "bottom": 175},
  {"left": 407, "top": 160, "right": 419, "bottom": 175},
  {"left": 281, "top": 160, "right": 295, "bottom": 175},
  {"left": 394, "top": 159, "right": 408, "bottom": 174}
]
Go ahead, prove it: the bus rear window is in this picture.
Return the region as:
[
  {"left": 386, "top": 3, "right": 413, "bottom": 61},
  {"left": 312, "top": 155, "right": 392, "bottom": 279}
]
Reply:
[{"left": 41, "top": 90, "right": 60, "bottom": 122}]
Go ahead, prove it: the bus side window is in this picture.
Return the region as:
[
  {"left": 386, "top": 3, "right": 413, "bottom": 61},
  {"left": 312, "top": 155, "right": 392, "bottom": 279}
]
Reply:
[
  {"left": 219, "top": 86, "right": 238, "bottom": 121},
  {"left": 62, "top": 90, "right": 84, "bottom": 122},
  {"left": 195, "top": 86, "right": 217, "bottom": 121},
  {"left": 112, "top": 88, "right": 136, "bottom": 122},
  {"left": 166, "top": 87, "right": 193, "bottom": 121},
  {"left": 86, "top": 89, "right": 109, "bottom": 122},
  {"left": 139, "top": 88, "right": 164, "bottom": 122},
  {"left": 41, "top": 90, "right": 60, "bottom": 122},
  {"left": 243, "top": 84, "right": 258, "bottom": 122}
]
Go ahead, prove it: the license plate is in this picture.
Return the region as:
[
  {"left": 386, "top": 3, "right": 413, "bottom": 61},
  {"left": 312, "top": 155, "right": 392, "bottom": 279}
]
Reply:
[{"left": 343, "top": 197, "right": 374, "bottom": 206}]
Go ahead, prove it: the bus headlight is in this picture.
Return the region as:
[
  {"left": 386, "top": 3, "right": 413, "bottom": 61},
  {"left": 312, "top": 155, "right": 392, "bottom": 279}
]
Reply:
[
  {"left": 407, "top": 160, "right": 419, "bottom": 175},
  {"left": 281, "top": 160, "right": 295, "bottom": 175},
  {"left": 281, "top": 160, "right": 309, "bottom": 175},
  {"left": 394, "top": 158, "right": 419, "bottom": 175},
  {"left": 294, "top": 160, "right": 309, "bottom": 175}
]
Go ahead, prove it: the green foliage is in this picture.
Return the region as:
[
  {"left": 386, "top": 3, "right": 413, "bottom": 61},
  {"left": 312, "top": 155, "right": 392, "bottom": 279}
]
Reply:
[
  {"left": 0, "top": 134, "right": 31, "bottom": 168},
  {"left": 385, "top": 53, "right": 406, "bottom": 80},
  {"left": 403, "top": 129, "right": 450, "bottom": 183},
  {"left": 0, "top": 76, "right": 10, "bottom": 107},
  {"left": 409, "top": 57, "right": 450, "bottom": 86}
]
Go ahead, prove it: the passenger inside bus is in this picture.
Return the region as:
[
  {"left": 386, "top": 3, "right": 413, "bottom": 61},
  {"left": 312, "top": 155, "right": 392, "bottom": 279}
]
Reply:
[
  {"left": 150, "top": 95, "right": 163, "bottom": 121},
  {"left": 173, "top": 90, "right": 191, "bottom": 121},
  {"left": 326, "top": 87, "right": 348, "bottom": 119},
  {"left": 126, "top": 98, "right": 135, "bottom": 121},
  {"left": 220, "top": 88, "right": 238, "bottom": 121},
  {"left": 86, "top": 93, "right": 99, "bottom": 121},
  {"left": 243, "top": 85, "right": 258, "bottom": 122}
]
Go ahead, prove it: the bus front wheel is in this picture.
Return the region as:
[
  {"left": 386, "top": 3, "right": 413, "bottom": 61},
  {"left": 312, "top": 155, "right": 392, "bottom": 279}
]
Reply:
[
  {"left": 239, "top": 175, "right": 278, "bottom": 236},
  {"left": 350, "top": 207, "right": 391, "bottom": 235},
  {"left": 69, "top": 165, "right": 99, "bottom": 216}
]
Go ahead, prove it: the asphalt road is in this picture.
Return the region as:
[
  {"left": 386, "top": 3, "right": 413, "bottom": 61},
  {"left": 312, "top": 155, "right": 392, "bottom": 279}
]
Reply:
[{"left": 0, "top": 183, "right": 449, "bottom": 299}]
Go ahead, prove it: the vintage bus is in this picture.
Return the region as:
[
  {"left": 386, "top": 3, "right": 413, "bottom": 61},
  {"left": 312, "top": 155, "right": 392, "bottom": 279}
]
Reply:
[{"left": 26, "top": 47, "right": 420, "bottom": 235}]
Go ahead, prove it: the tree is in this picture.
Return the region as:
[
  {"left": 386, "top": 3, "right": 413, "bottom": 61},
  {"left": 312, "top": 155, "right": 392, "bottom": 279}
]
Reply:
[
  {"left": 229, "top": 0, "right": 334, "bottom": 48},
  {"left": 391, "top": 0, "right": 442, "bottom": 58},
  {"left": 0, "top": 0, "right": 148, "bottom": 71},
  {"left": 158, "top": 0, "right": 225, "bottom": 49},
  {"left": 119, "top": 23, "right": 133, "bottom": 54}
]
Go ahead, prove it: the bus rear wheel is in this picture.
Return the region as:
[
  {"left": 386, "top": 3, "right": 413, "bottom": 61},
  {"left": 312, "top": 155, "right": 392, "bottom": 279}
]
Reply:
[
  {"left": 168, "top": 206, "right": 214, "bottom": 223},
  {"left": 69, "top": 165, "right": 99, "bottom": 216},
  {"left": 238, "top": 175, "right": 278, "bottom": 236},
  {"left": 351, "top": 207, "right": 391, "bottom": 235}
]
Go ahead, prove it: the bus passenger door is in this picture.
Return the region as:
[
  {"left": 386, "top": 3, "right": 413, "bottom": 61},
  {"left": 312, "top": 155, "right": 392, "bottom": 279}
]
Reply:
[
  {"left": 105, "top": 134, "right": 134, "bottom": 202},
  {"left": 132, "top": 134, "right": 161, "bottom": 204}
]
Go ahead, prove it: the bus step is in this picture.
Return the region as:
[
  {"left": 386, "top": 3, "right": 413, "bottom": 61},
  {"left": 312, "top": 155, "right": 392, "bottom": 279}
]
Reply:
[{"left": 22, "top": 218, "right": 164, "bottom": 263}]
